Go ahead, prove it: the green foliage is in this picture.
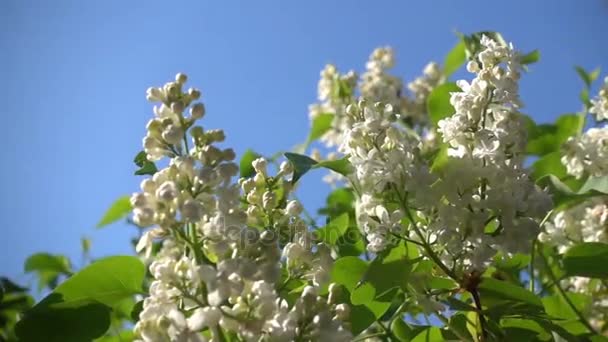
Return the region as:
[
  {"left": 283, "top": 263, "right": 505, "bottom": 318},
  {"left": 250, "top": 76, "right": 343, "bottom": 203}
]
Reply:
[
  {"left": 0, "top": 278, "right": 33, "bottom": 341},
  {"left": 427, "top": 82, "right": 461, "bottom": 125},
  {"left": 526, "top": 114, "right": 583, "bottom": 156},
  {"left": 284, "top": 152, "right": 353, "bottom": 184},
  {"left": 307, "top": 113, "right": 334, "bottom": 143},
  {"left": 315, "top": 212, "right": 349, "bottom": 245},
  {"left": 443, "top": 40, "right": 466, "bottom": 77},
  {"left": 239, "top": 148, "right": 261, "bottom": 178},
  {"left": 563, "top": 243, "right": 608, "bottom": 278},
  {"left": 575, "top": 66, "right": 601, "bottom": 88},
  {"left": 520, "top": 50, "right": 541, "bottom": 65},
  {"left": 97, "top": 196, "right": 132, "bottom": 228},
  {"left": 24, "top": 253, "right": 72, "bottom": 291},
  {"left": 530, "top": 151, "right": 567, "bottom": 181},
  {"left": 15, "top": 256, "right": 145, "bottom": 342},
  {"left": 133, "top": 151, "right": 158, "bottom": 176}
]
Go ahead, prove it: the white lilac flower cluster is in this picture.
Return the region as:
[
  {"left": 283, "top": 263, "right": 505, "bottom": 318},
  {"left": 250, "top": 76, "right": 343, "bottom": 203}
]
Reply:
[
  {"left": 590, "top": 76, "right": 608, "bottom": 121},
  {"left": 561, "top": 127, "right": 608, "bottom": 179},
  {"left": 431, "top": 35, "right": 551, "bottom": 269},
  {"left": 309, "top": 48, "right": 444, "bottom": 152},
  {"left": 339, "top": 100, "right": 434, "bottom": 252},
  {"left": 540, "top": 78, "right": 608, "bottom": 330},
  {"left": 540, "top": 198, "right": 608, "bottom": 253},
  {"left": 542, "top": 197, "right": 608, "bottom": 330},
  {"left": 339, "top": 36, "right": 550, "bottom": 271},
  {"left": 132, "top": 74, "right": 351, "bottom": 341}
]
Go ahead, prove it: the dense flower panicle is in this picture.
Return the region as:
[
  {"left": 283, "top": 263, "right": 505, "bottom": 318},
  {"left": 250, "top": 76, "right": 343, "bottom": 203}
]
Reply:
[
  {"left": 309, "top": 47, "right": 443, "bottom": 153},
  {"left": 561, "top": 127, "right": 608, "bottom": 179},
  {"left": 339, "top": 100, "right": 434, "bottom": 252},
  {"left": 590, "top": 76, "right": 608, "bottom": 121},
  {"left": 401, "top": 62, "right": 443, "bottom": 124},
  {"left": 427, "top": 36, "right": 550, "bottom": 269},
  {"left": 360, "top": 47, "right": 403, "bottom": 109},
  {"left": 132, "top": 74, "right": 351, "bottom": 342},
  {"left": 540, "top": 198, "right": 608, "bottom": 253}
]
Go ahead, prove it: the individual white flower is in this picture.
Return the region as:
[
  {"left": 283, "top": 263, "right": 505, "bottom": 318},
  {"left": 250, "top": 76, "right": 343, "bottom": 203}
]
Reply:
[
  {"left": 590, "top": 76, "right": 608, "bottom": 121},
  {"left": 561, "top": 127, "right": 608, "bottom": 179}
]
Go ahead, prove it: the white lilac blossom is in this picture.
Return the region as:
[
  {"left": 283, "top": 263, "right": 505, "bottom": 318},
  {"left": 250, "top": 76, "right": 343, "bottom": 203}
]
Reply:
[
  {"left": 541, "top": 199, "right": 608, "bottom": 330},
  {"left": 430, "top": 35, "right": 551, "bottom": 269},
  {"left": 590, "top": 76, "right": 608, "bottom": 121},
  {"left": 401, "top": 62, "right": 443, "bottom": 125},
  {"left": 360, "top": 47, "right": 403, "bottom": 109},
  {"left": 309, "top": 48, "right": 443, "bottom": 154},
  {"left": 561, "top": 127, "right": 608, "bottom": 179},
  {"left": 339, "top": 100, "right": 434, "bottom": 252},
  {"left": 539, "top": 198, "right": 608, "bottom": 253},
  {"left": 132, "top": 74, "right": 351, "bottom": 342}
]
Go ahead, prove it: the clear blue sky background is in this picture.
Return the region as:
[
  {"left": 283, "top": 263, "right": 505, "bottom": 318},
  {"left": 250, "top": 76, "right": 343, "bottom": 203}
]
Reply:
[{"left": 2, "top": 1, "right": 608, "bottom": 286}]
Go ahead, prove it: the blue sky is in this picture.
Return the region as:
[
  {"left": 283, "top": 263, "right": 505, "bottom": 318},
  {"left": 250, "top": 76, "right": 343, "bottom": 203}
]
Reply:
[{"left": 2, "top": 0, "right": 608, "bottom": 285}]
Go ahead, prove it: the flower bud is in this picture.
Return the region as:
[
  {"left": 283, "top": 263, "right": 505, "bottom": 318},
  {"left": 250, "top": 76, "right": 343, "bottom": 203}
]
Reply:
[
  {"left": 188, "top": 87, "right": 201, "bottom": 100},
  {"left": 279, "top": 161, "right": 292, "bottom": 175},
  {"left": 181, "top": 199, "right": 202, "bottom": 221},
  {"left": 467, "top": 61, "right": 480, "bottom": 73},
  {"left": 252, "top": 158, "right": 267, "bottom": 176},
  {"left": 162, "top": 125, "right": 184, "bottom": 145},
  {"left": 190, "top": 126, "right": 204, "bottom": 139},
  {"left": 170, "top": 101, "right": 184, "bottom": 114},
  {"left": 190, "top": 103, "right": 205, "bottom": 119},
  {"left": 334, "top": 304, "right": 350, "bottom": 320},
  {"left": 146, "top": 87, "right": 163, "bottom": 102},
  {"left": 156, "top": 181, "right": 178, "bottom": 201},
  {"left": 222, "top": 148, "right": 236, "bottom": 161},
  {"left": 262, "top": 191, "right": 276, "bottom": 210},
  {"left": 285, "top": 200, "right": 303, "bottom": 216},
  {"left": 175, "top": 73, "right": 188, "bottom": 85},
  {"left": 241, "top": 178, "right": 256, "bottom": 193}
]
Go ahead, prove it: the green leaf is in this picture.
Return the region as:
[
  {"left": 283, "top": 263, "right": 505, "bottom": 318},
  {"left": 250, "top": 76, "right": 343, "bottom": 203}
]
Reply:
[
  {"left": 361, "top": 242, "right": 414, "bottom": 294},
  {"left": 430, "top": 145, "right": 449, "bottom": 173},
  {"left": 349, "top": 305, "right": 377, "bottom": 335},
  {"left": 520, "top": 50, "right": 540, "bottom": 65},
  {"left": 575, "top": 66, "right": 601, "bottom": 88},
  {"left": 239, "top": 149, "right": 261, "bottom": 178},
  {"left": 530, "top": 151, "right": 567, "bottom": 180},
  {"left": 427, "top": 82, "right": 461, "bottom": 126},
  {"left": 16, "top": 256, "right": 145, "bottom": 342},
  {"left": 315, "top": 213, "right": 349, "bottom": 245},
  {"left": 133, "top": 151, "right": 158, "bottom": 176},
  {"left": 331, "top": 257, "right": 368, "bottom": 291},
  {"left": 526, "top": 114, "right": 584, "bottom": 156},
  {"left": 500, "top": 318, "right": 550, "bottom": 341},
  {"left": 307, "top": 113, "right": 334, "bottom": 143},
  {"left": 391, "top": 319, "right": 419, "bottom": 341},
  {"left": 284, "top": 152, "right": 317, "bottom": 183},
  {"left": 94, "top": 330, "right": 135, "bottom": 342},
  {"left": 578, "top": 176, "right": 608, "bottom": 195},
  {"left": 284, "top": 153, "right": 353, "bottom": 184},
  {"left": 24, "top": 253, "right": 72, "bottom": 291},
  {"left": 444, "top": 40, "right": 466, "bottom": 77},
  {"left": 478, "top": 278, "right": 543, "bottom": 313},
  {"left": 130, "top": 299, "right": 144, "bottom": 322},
  {"left": 25, "top": 253, "right": 71, "bottom": 275},
  {"left": 350, "top": 282, "right": 375, "bottom": 306},
  {"left": 563, "top": 242, "right": 608, "bottom": 278},
  {"left": 539, "top": 174, "right": 607, "bottom": 208},
  {"left": 316, "top": 157, "right": 353, "bottom": 176},
  {"left": 97, "top": 196, "right": 132, "bottom": 228},
  {"left": 543, "top": 293, "right": 591, "bottom": 334},
  {"left": 411, "top": 327, "right": 443, "bottom": 342}
]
